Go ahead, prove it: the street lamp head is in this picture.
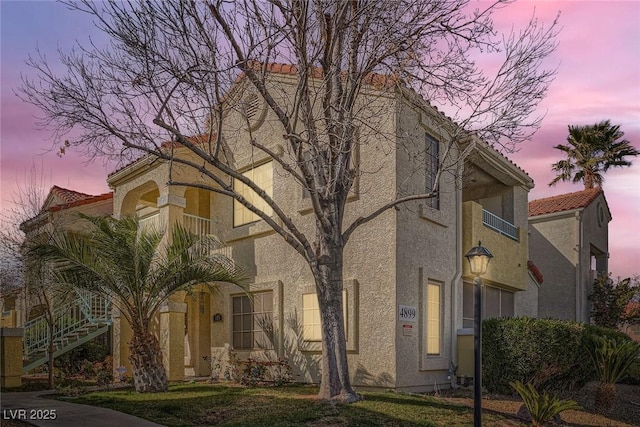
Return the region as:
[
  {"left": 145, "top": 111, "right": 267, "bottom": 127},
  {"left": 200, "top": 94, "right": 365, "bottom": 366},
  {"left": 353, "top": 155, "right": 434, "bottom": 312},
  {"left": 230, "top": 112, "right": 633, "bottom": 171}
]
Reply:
[{"left": 465, "top": 240, "right": 493, "bottom": 276}]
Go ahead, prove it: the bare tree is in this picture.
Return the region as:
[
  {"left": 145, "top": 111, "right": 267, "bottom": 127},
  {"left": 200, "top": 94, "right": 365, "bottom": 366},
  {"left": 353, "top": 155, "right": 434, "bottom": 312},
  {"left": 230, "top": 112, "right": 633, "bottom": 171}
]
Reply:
[
  {"left": 21, "top": 0, "right": 558, "bottom": 401},
  {"left": 0, "top": 166, "right": 67, "bottom": 388}
]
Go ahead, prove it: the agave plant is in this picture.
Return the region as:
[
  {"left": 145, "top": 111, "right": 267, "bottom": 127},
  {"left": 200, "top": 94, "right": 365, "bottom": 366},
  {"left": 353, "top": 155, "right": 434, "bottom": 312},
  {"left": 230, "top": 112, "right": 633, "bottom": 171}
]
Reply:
[
  {"left": 588, "top": 336, "right": 639, "bottom": 411},
  {"left": 511, "top": 381, "right": 581, "bottom": 426}
]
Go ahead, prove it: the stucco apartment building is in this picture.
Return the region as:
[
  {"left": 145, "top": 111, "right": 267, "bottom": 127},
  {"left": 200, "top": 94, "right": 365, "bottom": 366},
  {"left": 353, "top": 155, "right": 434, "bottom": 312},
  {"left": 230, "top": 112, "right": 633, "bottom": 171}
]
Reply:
[
  {"left": 528, "top": 188, "right": 611, "bottom": 323},
  {"left": 101, "top": 65, "right": 534, "bottom": 391},
  {"left": 10, "top": 186, "right": 114, "bottom": 327}
]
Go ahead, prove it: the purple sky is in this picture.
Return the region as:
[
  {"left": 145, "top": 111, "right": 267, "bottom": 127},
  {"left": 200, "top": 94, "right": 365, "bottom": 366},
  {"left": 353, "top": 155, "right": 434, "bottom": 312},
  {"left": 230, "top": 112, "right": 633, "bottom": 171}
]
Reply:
[{"left": 1, "top": 1, "right": 639, "bottom": 278}]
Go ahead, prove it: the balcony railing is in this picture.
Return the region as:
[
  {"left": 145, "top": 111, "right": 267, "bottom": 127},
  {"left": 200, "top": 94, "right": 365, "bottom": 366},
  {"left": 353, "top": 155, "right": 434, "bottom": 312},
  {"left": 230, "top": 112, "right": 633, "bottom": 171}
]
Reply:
[
  {"left": 139, "top": 213, "right": 162, "bottom": 233},
  {"left": 183, "top": 213, "right": 212, "bottom": 237},
  {"left": 137, "top": 212, "right": 232, "bottom": 259},
  {"left": 482, "top": 209, "right": 518, "bottom": 241}
]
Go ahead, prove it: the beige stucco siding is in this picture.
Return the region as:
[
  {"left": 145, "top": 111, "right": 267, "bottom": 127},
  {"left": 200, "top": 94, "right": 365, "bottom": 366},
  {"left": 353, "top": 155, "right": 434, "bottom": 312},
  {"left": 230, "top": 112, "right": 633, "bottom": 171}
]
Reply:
[
  {"left": 530, "top": 213, "right": 578, "bottom": 320},
  {"left": 392, "top": 95, "right": 458, "bottom": 390}
]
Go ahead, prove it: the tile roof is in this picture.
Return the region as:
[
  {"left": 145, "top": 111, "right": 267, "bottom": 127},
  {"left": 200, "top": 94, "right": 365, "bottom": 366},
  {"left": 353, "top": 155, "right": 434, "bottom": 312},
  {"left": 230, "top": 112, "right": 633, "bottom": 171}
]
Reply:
[
  {"left": 106, "top": 62, "right": 530, "bottom": 185},
  {"left": 528, "top": 188, "right": 603, "bottom": 217},
  {"left": 48, "top": 192, "right": 113, "bottom": 212},
  {"left": 50, "top": 185, "right": 94, "bottom": 205},
  {"left": 238, "top": 61, "right": 399, "bottom": 89}
]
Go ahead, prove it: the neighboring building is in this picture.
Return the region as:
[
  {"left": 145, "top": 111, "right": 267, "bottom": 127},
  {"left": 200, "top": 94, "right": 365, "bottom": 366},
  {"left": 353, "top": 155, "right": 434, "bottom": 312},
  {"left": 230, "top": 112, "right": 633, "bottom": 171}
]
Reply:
[
  {"left": 105, "top": 64, "right": 534, "bottom": 391},
  {"left": 9, "top": 186, "right": 113, "bottom": 372},
  {"left": 528, "top": 188, "right": 611, "bottom": 323}
]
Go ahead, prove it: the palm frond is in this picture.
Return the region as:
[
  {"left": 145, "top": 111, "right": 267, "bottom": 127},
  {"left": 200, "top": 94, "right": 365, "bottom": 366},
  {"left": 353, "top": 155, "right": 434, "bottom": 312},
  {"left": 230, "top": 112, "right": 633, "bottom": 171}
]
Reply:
[{"left": 30, "top": 214, "right": 247, "bottom": 331}]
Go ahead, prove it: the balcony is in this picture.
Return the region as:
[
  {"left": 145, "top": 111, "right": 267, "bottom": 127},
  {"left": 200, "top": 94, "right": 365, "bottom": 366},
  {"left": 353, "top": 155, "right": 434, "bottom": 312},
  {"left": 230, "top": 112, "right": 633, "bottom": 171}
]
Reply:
[
  {"left": 462, "top": 201, "right": 527, "bottom": 290},
  {"left": 138, "top": 212, "right": 232, "bottom": 260},
  {"left": 482, "top": 209, "right": 518, "bottom": 241}
]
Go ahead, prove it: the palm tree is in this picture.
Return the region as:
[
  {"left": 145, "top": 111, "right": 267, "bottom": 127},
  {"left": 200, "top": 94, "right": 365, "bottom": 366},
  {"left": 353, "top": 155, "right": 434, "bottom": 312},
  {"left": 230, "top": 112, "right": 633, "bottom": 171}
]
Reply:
[
  {"left": 549, "top": 120, "right": 639, "bottom": 189},
  {"left": 30, "top": 214, "right": 245, "bottom": 392}
]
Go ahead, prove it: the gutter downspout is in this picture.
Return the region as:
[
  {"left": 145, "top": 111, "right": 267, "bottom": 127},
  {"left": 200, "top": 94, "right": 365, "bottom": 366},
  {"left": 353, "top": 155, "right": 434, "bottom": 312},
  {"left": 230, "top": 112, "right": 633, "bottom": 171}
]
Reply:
[
  {"left": 575, "top": 210, "right": 583, "bottom": 322},
  {"left": 450, "top": 165, "right": 463, "bottom": 388}
]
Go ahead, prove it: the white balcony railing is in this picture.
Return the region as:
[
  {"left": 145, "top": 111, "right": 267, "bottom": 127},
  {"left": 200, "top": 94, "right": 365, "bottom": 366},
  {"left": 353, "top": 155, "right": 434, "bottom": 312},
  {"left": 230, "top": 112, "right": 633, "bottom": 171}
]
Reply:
[
  {"left": 183, "top": 213, "right": 212, "bottom": 237},
  {"left": 139, "top": 213, "right": 162, "bottom": 233},
  {"left": 137, "top": 212, "right": 231, "bottom": 259},
  {"left": 482, "top": 209, "right": 518, "bottom": 241}
]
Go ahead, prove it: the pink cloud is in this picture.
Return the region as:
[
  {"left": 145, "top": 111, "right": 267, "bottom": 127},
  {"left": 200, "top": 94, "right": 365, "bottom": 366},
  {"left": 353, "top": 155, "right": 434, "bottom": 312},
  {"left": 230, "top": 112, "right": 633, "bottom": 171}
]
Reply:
[{"left": 1, "top": 0, "right": 639, "bottom": 278}]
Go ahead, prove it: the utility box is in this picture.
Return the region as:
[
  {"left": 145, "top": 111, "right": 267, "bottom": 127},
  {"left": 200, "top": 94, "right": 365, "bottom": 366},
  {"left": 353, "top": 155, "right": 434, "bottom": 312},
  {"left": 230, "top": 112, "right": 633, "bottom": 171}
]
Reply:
[{"left": 0, "top": 328, "right": 24, "bottom": 388}]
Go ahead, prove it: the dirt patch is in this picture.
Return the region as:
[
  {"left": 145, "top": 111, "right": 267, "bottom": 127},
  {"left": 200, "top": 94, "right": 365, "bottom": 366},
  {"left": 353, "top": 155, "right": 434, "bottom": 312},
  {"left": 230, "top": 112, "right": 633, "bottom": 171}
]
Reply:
[{"left": 434, "top": 382, "right": 640, "bottom": 426}]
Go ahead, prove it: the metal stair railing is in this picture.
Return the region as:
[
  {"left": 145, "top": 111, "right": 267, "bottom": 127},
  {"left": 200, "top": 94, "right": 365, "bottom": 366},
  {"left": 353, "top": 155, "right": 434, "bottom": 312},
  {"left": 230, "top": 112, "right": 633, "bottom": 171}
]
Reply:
[
  {"left": 76, "top": 289, "right": 111, "bottom": 323},
  {"left": 22, "top": 291, "right": 112, "bottom": 372}
]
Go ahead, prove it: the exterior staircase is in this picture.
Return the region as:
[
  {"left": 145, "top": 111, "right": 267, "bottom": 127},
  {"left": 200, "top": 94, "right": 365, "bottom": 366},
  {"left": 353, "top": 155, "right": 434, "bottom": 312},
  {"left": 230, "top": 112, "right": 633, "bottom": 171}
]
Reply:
[{"left": 22, "top": 290, "right": 111, "bottom": 372}]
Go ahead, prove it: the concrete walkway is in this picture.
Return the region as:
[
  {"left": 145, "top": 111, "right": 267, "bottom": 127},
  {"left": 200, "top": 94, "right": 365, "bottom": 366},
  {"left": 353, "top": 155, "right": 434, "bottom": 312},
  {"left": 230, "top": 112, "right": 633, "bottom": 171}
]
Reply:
[{"left": 1, "top": 390, "right": 165, "bottom": 427}]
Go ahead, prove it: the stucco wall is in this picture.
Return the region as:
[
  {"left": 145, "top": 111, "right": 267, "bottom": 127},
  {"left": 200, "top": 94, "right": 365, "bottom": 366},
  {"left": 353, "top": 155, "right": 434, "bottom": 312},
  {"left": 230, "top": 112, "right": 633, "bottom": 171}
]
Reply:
[
  {"left": 529, "top": 213, "right": 578, "bottom": 321},
  {"left": 113, "top": 74, "right": 405, "bottom": 387},
  {"left": 515, "top": 274, "right": 539, "bottom": 317},
  {"left": 392, "top": 94, "right": 459, "bottom": 391},
  {"left": 462, "top": 201, "right": 528, "bottom": 290}
]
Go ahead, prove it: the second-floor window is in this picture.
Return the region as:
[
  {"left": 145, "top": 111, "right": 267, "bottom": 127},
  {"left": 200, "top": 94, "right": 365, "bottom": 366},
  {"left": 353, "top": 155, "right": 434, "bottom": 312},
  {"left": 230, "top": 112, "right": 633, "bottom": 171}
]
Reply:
[
  {"left": 425, "top": 133, "right": 440, "bottom": 210},
  {"left": 233, "top": 162, "right": 273, "bottom": 227}
]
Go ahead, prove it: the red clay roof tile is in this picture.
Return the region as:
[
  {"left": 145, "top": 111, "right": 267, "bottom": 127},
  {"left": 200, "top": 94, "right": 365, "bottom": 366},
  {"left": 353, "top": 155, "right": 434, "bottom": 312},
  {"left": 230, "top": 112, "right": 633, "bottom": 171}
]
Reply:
[
  {"left": 50, "top": 185, "right": 94, "bottom": 205},
  {"left": 48, "top": 192, "right": 113, "bottom": 212},
  {"left": 528, "top": 188, "right": 603, "bottom": 217}
]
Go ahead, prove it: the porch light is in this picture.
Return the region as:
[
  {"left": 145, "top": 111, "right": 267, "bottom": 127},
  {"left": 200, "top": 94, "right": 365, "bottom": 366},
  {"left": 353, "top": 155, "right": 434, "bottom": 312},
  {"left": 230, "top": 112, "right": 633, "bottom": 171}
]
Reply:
[
  {"left": 464, "top": 240, "right": 493, "bottom": 427},
  {"left": 465, "top": 241, "right": 493, "bottom": 276}
]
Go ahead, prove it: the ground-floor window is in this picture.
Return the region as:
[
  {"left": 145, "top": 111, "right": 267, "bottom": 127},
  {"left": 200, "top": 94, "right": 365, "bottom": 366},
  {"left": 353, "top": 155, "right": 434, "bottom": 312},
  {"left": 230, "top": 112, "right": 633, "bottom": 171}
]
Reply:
[
  {"left": 485, "top": 285, "right": 514, "bottom": 319},
  {"left": 463, "top": 282, "right": 514, "bottom": 327},
  {"left": 232, "top": 291, "right": 273, "bottom": 349},
  {"left": 426, "top": 282, "right": 442, "bottom": 356},
  {"left": 302, "top": 291, "right": 347, "bottom": 342}
]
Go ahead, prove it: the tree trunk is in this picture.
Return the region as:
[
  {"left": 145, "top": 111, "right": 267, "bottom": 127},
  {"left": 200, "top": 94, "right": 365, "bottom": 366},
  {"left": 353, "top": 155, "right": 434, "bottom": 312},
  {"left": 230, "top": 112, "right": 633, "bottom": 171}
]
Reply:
[
  {"left": 128, "top": 329, "right": 168, "bottom": 392},
  {"left": 47, "top": 323, "right": 54, "bottom": 389},
  {"left": 594, "top": 382, "right": 616, "bottom": 412},
  {"left": 314, "top": 240, "right": 360, "bottom": 402}
]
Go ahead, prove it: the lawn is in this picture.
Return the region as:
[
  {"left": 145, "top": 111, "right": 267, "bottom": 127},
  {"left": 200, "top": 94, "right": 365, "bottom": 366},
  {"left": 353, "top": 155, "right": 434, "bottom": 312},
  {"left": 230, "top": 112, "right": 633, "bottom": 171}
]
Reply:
[{"left": 61, "top": 383, "right": 525, "bottom": 426}]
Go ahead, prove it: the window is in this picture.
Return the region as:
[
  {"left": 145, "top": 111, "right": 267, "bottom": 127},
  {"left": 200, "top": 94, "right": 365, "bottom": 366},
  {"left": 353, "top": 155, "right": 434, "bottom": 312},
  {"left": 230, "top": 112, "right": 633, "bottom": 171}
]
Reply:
[
  {"left": 463, "top": 282, "right": 474, "bottom": 328},
  {"left": 426, "top": 282, "right": 441, "bottom": 355},
  {"left": 232, "top": 292, "right": 273, "bottom": 349},
  {"left": 425, "top": 133, "right": 440, "bottom": 209},
  {"left": 463, "top": 282, "right": 514, "bottom": 326},
  {"left": 233, "top": 162, "right": 273, "bottom": 227},
  {"left": 485, "top": 286, "right": 514, "bottom": 319},
  {"left": 302, "top": 291, "right": 347, "bottom": 342}
]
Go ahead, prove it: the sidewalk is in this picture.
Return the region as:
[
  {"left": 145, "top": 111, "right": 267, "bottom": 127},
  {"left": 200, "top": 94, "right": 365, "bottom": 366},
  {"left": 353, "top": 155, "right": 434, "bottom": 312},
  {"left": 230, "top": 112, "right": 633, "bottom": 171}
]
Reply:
[{"left": 1, "top": 390, "right": 165, "bottom": 427}]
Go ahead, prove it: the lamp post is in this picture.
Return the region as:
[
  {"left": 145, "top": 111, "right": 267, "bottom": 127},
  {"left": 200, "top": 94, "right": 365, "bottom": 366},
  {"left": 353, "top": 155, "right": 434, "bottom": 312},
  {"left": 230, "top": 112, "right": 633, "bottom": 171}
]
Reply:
[{"left": 465, "top": 241, "right": 493, "bottom": 427}]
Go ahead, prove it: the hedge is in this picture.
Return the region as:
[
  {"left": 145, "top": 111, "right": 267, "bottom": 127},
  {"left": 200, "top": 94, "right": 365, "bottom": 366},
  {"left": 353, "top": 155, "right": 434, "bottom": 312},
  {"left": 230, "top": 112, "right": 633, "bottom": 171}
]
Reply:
[{"left": 482, "top": 317, "right": 631, "bottom": 394}]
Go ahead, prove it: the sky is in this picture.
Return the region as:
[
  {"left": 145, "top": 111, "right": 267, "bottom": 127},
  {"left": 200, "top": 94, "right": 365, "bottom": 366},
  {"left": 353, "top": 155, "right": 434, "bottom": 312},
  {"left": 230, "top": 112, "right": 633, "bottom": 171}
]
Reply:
[{"left": 1, "top": 1, "right": 639, "bottom": 278}]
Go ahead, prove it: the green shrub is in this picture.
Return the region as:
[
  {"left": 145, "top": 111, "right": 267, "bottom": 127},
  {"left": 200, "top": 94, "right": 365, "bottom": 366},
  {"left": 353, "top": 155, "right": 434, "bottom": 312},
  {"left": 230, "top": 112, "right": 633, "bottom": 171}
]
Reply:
[
  {"left": 55, "top": 340, "right": 109, "bottom": 376},
  {"left": 511, "top": 381, "right": 581, "bottom": 426},
  {"left": 483, "top": 317, "right": 632, "bottom": 394},
  {"left": 620, "top": 356, "right": 640, "bottom": 385},
  {"left": 588, "top": 336, "right": 639, "bottom": 410}
]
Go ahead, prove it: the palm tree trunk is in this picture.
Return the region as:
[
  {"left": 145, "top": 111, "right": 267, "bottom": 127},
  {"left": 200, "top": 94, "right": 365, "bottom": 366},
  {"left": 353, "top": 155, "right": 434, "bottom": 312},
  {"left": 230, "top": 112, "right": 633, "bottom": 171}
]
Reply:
[
  {"left": 128, "top": 329, "right": 168, "bottom": 392},
  {"left": 595, "top": 382, "right": 616, "bottom": 412}
]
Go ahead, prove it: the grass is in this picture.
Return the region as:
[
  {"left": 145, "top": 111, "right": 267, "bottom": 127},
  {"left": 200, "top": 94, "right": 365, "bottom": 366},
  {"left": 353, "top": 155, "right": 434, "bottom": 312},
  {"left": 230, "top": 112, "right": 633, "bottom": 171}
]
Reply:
[{"left": 60, "top": 383, "right": 523, "bottom": 426}]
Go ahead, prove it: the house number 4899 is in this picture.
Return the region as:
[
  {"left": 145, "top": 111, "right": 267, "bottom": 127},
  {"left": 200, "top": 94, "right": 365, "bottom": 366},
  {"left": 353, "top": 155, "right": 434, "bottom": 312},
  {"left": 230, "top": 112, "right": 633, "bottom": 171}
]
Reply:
[{"left": 398, "top": 305, "right": 416, "bottom": 322}]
